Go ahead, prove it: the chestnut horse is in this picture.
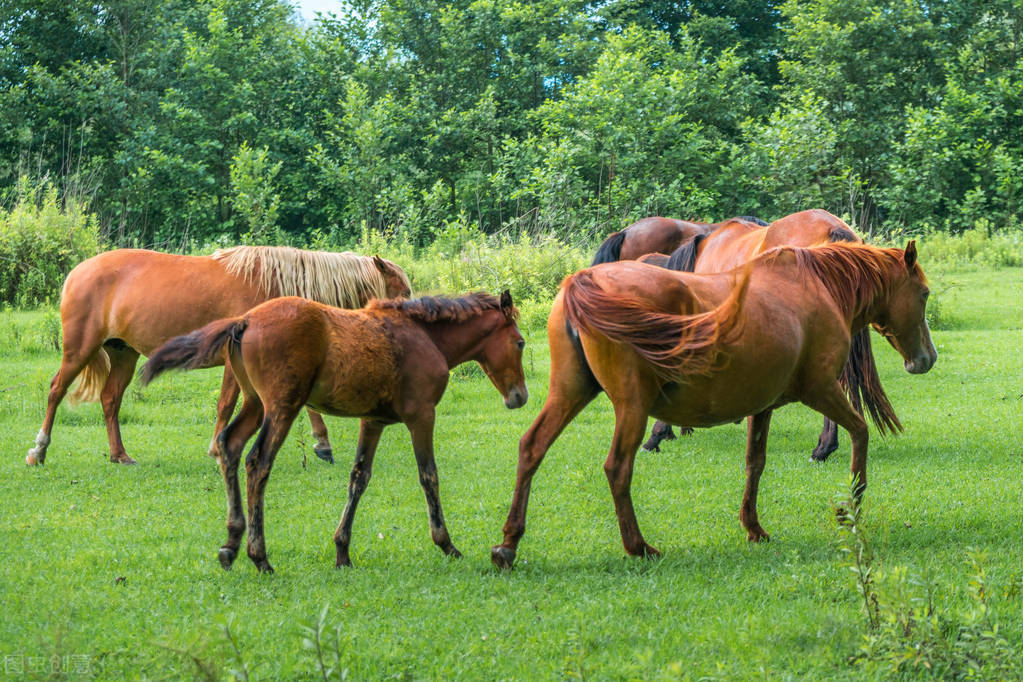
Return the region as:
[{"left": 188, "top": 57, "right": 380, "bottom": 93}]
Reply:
[
  {"left": 141, "top": 292, "right": 528, "bottom": 573},
  {"left": 26, "top": 246, "right": 411, "bottom": 466},
  {"left": 491, "top": 242, "right": 935, "bottom": 569},
  {"left": 635, "top": 210, "right": 896, "bottom": 461},
  {"left": 591, "top": 216, "right": 769, "bottom": 265}
]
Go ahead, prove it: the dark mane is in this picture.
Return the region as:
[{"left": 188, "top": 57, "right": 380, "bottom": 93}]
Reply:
[
  {"left": 369, "top": 292, "right": 519, "bottom": 323},
  {"left": 765, "top": 243, "right": 911, "bottom": 317}
]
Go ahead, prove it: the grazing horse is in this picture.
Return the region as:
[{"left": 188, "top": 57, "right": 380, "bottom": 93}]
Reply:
[
  {"left": 591, "top": 216, "right": 769, "bottom": 265},
  {"left": 26, "top": 246, "right": 411, "bottom": 466},
  {"left": 491, "top": 242, "right": 935, "bottom": 569},
  {"left": 641, "top": 210, "right": 897, "bottom": 460},
  {"left": 141, "top": 292, "right": 528, "bottom": 573}
]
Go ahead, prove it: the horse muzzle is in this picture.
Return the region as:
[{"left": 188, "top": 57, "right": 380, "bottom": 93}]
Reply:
[
  {"left": 904, "top": 350, "right": 937, "bottom": 374},
  {"left": 504, "top": 385, "right": 528, "bottom": 409}
]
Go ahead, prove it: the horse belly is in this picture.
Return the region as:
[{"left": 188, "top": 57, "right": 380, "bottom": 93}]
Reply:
[{"left": 307, "top": 336, "right": 398, "bottom": 418}]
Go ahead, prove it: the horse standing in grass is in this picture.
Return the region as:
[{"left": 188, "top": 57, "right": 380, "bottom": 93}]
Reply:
[
  {"left": 629, "top": 210, "right": 897, "bottom": 460},
  {"left": 491, "top": 242, "right": 934, "bottom": 569},
  {"left": 26, "top": 246, "right": 411, "bottom": 466},
  {"left": 142, "top": 292, "right": 527, "bottom": 573}
]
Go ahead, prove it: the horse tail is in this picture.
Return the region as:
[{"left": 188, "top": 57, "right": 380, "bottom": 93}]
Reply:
[
  {"left": 591, "top": 231, "right": 627, "bottom": 265},
  {"left": 66, "top": 349, "right": 111, "bottom": 405},
  {"left": 738, "top": 215, "right": 770, "bottom": 227},
  {"left": 829, "top": 225, "right": 860, "bottom": 243},
  {"left": 664, "top": 234, "right": 707, "bottom": 272},
  {"left": 841, "top": 329, "right": 902, "bottom": 435},
  {"left": 561, "top": 264, "right": 751, "bottom": 380},
  {"left": 139, "top": 317, "right": 248, "bottom": 387}
]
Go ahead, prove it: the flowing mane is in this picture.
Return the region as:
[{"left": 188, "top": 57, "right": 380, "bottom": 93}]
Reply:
[
  {"left": 212, "top": 246, "right": 407, "bottom": 308},
  {"left": 369, "top": 292, "right": 518, "bottom": 323},
  {"left": 764, "top": 243, "right": 919, "bottom": 318}
]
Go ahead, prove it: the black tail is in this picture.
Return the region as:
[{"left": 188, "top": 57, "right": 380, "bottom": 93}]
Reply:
[
  {"left": 591, "top": 230, "right": 627, "bottom": 265},
  {"left": 738, "top": 215, "right": 769, "bottom": 226},
  {"left": 829, "top": 226, "right": 859, "bottom": 243},
  {"left": 139, "top": 317, "right": 248, "bottom": 386},
  {"left": 664, "top": 234, "right": 707, "bottom": 272}
]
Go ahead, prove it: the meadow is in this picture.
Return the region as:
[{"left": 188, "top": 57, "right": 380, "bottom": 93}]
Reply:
[{"left": 1, "top": 262, "right": 1021, "bottom": 679}]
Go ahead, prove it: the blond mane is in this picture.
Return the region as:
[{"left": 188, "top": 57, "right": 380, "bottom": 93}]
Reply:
[{"left": 212, "top": 246, "right": 407, "bottom": 308}]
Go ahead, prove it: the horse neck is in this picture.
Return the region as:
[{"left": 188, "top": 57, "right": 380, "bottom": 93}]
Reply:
[
  {"left": 417, "top": 311, "right": 503, "bottom": 370},
  {"left": 804, "top": 250, "right": 901, "bottom": 332}
]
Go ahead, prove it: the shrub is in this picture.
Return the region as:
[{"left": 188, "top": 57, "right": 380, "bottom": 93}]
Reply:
[{"left": 0, "top": 177, "right": 102, "bottom": 307}]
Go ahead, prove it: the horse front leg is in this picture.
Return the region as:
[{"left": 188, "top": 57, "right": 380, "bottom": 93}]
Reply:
[
  {"left": 214, "top": 397, "right": 263, "bottom": 570},
  {"left": 334, "top": 419, "right": 384, "bottom": 567},
  {"left": 605, "top": 404, "right": 660, "bottom": 558},
  {"left": 740, "top": 410, "right": 773, "bottom": 542},
  {"left": 802, "top": 382, "right": 870, "bottom": 500},
  {"left": 307, "top": 409, "right": 334, "bottom": 463},
  {"left": 406, "top": 410, "right": 461, "bottom": 559}
]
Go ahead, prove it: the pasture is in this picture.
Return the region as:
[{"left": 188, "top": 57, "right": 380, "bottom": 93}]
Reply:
[{"left": 1, "top": 263, "right": 1021, "bottom": 679}]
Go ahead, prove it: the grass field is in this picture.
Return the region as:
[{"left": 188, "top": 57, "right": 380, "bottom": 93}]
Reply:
[{"left": 1, "top": 264, "right": 1021, "bottom": 679}]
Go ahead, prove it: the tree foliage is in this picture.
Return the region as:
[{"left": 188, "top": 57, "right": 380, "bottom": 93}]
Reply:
[{"left": 0, "top": 0, "right": 1020, "bottom": 245}]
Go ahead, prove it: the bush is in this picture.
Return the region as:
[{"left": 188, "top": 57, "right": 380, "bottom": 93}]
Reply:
[
  {"left": 916, "top": 224, "right": 1023, "bottom": 268},
  {"left": 0, "top": 177, "right": 103, "bottom": 307}
]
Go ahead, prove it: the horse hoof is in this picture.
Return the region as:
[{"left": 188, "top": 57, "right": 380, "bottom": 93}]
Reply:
[
  {"left": 218, "top": 547, "right": 237, "bottom": 570},
  {"left": 641, "top": 439, "right": 661, "bottom": 453},
  {"left": 313, "top": 446, "right": 334, "bottom": 464},
  {"left": 490, "top": 545, "right": 516, "bottom": 570},
  {"left": 746, "top": 529, "right": 770, "bottom": 543},
  {"left": 446, "top": 546, "right": 463, "bottom": 559},
  {"left": 112, "top": 454, "right": 137, "bottom": 465},
  {"left": 643, "top": 544, "right": 662, "bottom": 558},
  {"left": 256, "top": 562, "right": 274, "bottom": 574},
  {"left": 26, "top": 450, "right": 43, "bottom": 466}
]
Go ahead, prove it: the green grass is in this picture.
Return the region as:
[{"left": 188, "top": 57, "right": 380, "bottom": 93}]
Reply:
[{"left": 1, "top": 266, "right": 1022, "bottom": 679}]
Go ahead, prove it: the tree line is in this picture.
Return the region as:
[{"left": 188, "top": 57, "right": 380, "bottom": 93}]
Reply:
[{"left": 1, "top": 0, "right": 1020, "bottom": 247}]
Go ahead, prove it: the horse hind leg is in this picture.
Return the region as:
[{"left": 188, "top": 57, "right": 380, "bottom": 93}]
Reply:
[
  {"left": 100, "top": 341, "right": 141, "bottom": 465},
  {"left": 642, "top": 420, "right": 677, "bottom": 452},
  {"left": 307, "top": 409, "right": 334, "bottom": 464},
  {"left": 244, "top": 404, "right": 302, "bottom": 573},
  {"left": 208, "top": 366, "right": 241, "bottom": 459},
  {"left": 27, "top": 330, "right": 108, "bottom": 465},
  {"left": 740, "top": 410, "right": 773, "bottom": 542},
  {"left": 604, "top": 403, "right": 661, "bottom": 558},
  {"left": 491, "top": 314, "right": 600, "bottom": 569},
  {"left": 214, "top": 396, "right": 263, "bottom": 570},
  {"left": 811, "top": 417, "right": 839, "bottom": 462}
]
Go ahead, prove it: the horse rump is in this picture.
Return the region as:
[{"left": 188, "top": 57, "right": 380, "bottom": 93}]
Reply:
[{"left": 140, "top": 317, "right": 248, "bottom": 386}]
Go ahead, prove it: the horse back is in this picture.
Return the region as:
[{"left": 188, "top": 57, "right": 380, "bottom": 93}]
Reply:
[{"left": 61, "top": 249, "right": 265, "bottom": 356}]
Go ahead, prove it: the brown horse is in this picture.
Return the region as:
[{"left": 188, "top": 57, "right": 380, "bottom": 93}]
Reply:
[
  {"left": 591, "top": 216, "right": 769, "bottom": 265},
  {"left": 141, "top": 292, "right": 528, "bottom": 573},
  {"left": 491, "top": 241, "right": 935, "bottom": 569},
  {"left": 640, "top": 210, "right": 896, "bottom": 460},
  {"left": 26, "top": 246, "right": 411, "bottom": 466}
]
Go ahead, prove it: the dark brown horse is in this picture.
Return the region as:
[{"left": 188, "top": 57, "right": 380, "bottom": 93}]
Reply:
[
  {"left": 26, "top": 246, "right": 411, "bottom": 466},
  {"left": 492, "top": 242, "right": 935, "bottom": 569},
  {"left": 628, "top": 210, "right": 895, "bottom": 460},
  {"left": 142, "top": 292, "right": 528, "bottom": 573},
  {"left": 591, "top": 216, "right": 769, "bottom": 265}
]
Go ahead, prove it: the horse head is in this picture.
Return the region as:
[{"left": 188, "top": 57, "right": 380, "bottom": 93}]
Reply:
[
  {"left": 478, "top": 290, "right": 528, "bottom": 409},
  {"left": 373, "top": 255, "right": 412, "bottom": 299},
  {"left": 873, "top": 241, "right": 937, "bottom": 374}
]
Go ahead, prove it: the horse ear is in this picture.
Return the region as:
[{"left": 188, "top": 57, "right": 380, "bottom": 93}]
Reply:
[
  {"left": 372, "top": 255, "right": 388, "bottom": 273},
  {"left": 500, "top": 289, "right": 513, "bottom": 315},
  {"left": 904, "top": 240, "right": 917, "bottom": 269}
]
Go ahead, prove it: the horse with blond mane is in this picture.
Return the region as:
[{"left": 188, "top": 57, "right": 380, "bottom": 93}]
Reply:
[
  {"left": 26, "top": 246, "right": 411, "bottom": 466},
  {"left": 492, "top": 241, "right": 935, "bottom": 569}
]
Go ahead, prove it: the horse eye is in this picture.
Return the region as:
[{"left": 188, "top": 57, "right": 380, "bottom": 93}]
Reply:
[{"left": 516, "top": 339, "right": 525, "bottom": 350}]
